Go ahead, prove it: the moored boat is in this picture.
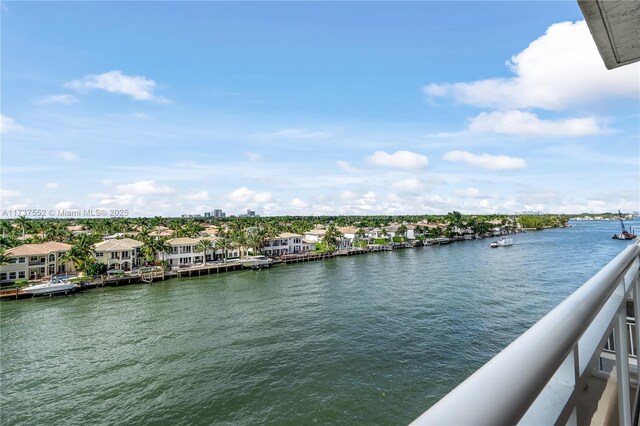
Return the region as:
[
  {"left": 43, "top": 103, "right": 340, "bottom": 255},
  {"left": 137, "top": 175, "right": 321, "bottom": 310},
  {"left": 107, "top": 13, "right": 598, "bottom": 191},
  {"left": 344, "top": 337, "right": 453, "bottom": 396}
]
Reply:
[
  {"left": 238, "top": 255, "right": 273, "bottom": 269},
  {"left": 22, "top": 277, "right": 76, "bottom": 296},
  {"left": 612, "top": 210, "right": 637, "bottom": 240},
  {"left": 490, "top": 238, "right": 513, "bottom": 248}
]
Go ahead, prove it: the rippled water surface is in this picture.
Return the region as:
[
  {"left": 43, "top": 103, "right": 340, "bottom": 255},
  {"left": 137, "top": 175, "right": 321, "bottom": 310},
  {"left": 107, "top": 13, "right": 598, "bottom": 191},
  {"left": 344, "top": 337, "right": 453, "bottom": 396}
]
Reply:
[{"left": 2, "top": 220, "right": 638, "bottom": 425}]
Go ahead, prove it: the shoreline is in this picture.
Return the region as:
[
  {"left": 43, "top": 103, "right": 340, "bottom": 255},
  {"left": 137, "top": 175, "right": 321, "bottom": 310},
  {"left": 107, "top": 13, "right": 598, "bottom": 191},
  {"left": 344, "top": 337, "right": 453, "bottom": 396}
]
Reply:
[{"left": 0, "top": 229, "right": 528, "bottom": 302}]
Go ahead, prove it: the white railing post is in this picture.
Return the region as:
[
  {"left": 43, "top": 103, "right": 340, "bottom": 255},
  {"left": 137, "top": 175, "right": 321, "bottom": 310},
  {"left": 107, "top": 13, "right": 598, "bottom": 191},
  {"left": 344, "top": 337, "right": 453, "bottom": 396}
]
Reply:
[
  {"left": 634, "top": 274, "right": 640, "bottom": 419},
  {"left": 616, "top": 291, "right": 632, "bottom": 426}
]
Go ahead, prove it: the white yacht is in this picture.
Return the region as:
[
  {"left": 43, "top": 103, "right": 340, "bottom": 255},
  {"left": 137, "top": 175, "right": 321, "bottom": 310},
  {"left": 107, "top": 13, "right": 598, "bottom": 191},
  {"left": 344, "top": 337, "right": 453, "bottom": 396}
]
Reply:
[
  {"left": 238, "top": 255, "right": 273, "bottom": 269},
  {"left": 490, "top": 238, "right": 513, "bottom": 248},
  {"left": 22, "top": 277, "right": 76, "bottom": 296}
]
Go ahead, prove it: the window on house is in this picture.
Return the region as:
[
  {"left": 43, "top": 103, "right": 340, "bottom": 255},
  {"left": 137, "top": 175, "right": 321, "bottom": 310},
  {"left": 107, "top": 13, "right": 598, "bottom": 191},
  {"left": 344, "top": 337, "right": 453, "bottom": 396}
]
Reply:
[
  {"left": 18, "top": 271, "right": 25, "bottom": 279},
  {"left": 0, "top": 273, "right": 6, "bottom": 280},
  {"left": 18, "top": 257, "right": 25, "bottom": 263},
  {"left": 30, "top": 256, "right": 38, "bottom": 261},
  {"left": 49, "top": 254, "right": 55, "bottom": 262},
  {"left": 9, "top": 272, "right": 16, "bottom": 280},
  {"left": 96, "top": 252, "right": 103, "bottom": 257}
]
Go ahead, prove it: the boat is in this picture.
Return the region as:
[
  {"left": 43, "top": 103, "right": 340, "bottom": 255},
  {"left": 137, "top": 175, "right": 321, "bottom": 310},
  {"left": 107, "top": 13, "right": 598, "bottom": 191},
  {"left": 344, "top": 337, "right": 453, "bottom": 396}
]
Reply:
[
  {"left": 22, "top": 277, "right": 76, "bottom": 296},
  {"left": 238, "top": 255, "right": 273, "bottom": 269},
  {"left": 490, "top": 238, "right": 513, "bottom": 248},
  {"left": 612, "top": 210, "right": 637, "bottom": 240}
]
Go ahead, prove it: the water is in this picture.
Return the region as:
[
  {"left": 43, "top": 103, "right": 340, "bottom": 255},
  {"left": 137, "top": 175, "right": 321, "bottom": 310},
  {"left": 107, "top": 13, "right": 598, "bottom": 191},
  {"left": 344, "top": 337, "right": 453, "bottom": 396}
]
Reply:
[{"left": 1, "top": 220, "right": 638, "bottom": 425}]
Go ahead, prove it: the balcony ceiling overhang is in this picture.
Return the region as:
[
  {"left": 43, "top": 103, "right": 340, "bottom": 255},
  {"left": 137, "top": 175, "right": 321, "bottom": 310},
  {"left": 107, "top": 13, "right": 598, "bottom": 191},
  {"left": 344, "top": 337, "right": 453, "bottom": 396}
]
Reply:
[{"left": 578, "top": 0, "right": 640, "bottom": 69}]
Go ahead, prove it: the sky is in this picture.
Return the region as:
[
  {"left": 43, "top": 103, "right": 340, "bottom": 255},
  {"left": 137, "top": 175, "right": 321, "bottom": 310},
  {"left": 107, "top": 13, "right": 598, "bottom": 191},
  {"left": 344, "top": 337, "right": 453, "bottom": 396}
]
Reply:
[{"left": 1, "top": 1, "right": 639, "bottom": 217}]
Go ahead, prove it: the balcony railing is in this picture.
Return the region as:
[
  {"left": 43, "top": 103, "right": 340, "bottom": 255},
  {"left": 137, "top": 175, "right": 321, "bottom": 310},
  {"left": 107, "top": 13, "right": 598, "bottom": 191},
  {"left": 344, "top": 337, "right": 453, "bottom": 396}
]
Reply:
[{"left": 411, "top": 241, "right": 640, "bottom": 426}]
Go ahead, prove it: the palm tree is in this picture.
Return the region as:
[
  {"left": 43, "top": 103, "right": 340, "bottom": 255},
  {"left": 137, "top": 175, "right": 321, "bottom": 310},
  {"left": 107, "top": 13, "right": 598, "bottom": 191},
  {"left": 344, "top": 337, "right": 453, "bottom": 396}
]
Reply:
[
  {"left": 16, "top": 216, "right": 29, "bottom": 240},
  {"left": 196, "top": 239, "right": 215, "bottom": 263},
  {"left": 141, "top": 237, "right": 166, "bottom": 264},
  {"left": 215, "top": 233, "right": 231, "bottom": 263},
  {"left": 0, "top": 248, "right": 9, "bottom": 266},
  {"left": 230, "top": 229, "right": 247, "bottom": 259},
  {"left": 354, "top": 227, "right": 367, "bottom": 248},
  {"left": 33, "top": 220, "right": 47, "bottom": 240},
  {"left": 397, "top": 224, "right": 408, "bottom": 241},
  {"left": 246, "top": 228, "right": 267, "bottom": 255},
  {"left": 321, "top": 223, "right": 343, "bottom": 252},
  {"left": 154, "top": 237, "right": 172, "bottom": 265},
  {"left": 0, "top": 220, "right": 12, "bottom": 238},
  {"left": 60, "top": 234, "right": 95, "bottom": 275}
]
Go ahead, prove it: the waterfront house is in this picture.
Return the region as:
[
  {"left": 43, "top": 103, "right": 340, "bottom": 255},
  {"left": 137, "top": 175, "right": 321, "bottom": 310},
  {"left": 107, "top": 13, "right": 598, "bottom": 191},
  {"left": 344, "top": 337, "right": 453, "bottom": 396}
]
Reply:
[
  {"left": 263, "top": 233, "right": 305, "bottom": 256},
  {"left": 405, "top": 224, "right": 419, "bottom": 240},
  {"left": 337, "top": 227, "right": 359, "bottom": 248},
  {"left": 368, "top": 227, "right": 389, "bottom": 240},
  {"left": 163, "top": 237, "right": 202, "bottom": 267},
  {"left": 93, "top": 238, "right": 143, "bottom": 271},
  {"left": 301, "top": 239, "right": 317, "bottom": 252},
  {"left": 0, "top": 242, "right": 74, "bottom": 284},
  {"left": 160, "top": 237, "right": 248, "bottom": 266},
  {"left": 303, "top": 229, "right": 326, "bottom": 243}
]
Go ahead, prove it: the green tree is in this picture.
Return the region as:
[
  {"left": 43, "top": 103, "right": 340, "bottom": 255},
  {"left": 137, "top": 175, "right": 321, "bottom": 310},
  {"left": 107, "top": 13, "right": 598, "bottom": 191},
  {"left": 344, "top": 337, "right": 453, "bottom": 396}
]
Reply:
[
  {"left": 196, "top": 239, "right": 215, "bottom": 263},
  {"left": 321, "top": 223, "right": 343, "bottom": 252},
  {"left": 397, "top": 224, "right": 408, "bottom": 241},
  {"left": 215, "top": 233, "right": 231, "bottom": 263},
  {"left": 0, "top": 248, "right": 9, "bottom": 266},
  {"left": 16, "top": 216, "right": 29, "bottom": 240},
  {"left": 60, "top": 234, "right": 95, "bottom": 274}
]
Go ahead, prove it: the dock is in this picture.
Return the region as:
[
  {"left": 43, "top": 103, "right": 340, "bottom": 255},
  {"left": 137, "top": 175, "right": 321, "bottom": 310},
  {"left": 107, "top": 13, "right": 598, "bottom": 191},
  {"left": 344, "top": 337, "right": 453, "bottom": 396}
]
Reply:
[{"left": 0, "top": 230, "right": 521, "bottom": 301}]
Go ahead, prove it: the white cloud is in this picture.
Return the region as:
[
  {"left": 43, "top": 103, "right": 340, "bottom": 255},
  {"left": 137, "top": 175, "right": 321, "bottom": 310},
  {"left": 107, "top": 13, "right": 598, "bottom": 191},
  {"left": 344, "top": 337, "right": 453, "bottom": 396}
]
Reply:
[
  {"left": 468, "top": 110, "right": 602, "bottom": 136},
  {"left": 264, "top": 128, "right": 333, "bottom": 139},
  {"left": 227, "top": 187, "right": 272, "bottom": 204},
  {"left": 453, "top": 187, "right": 486, "bottom": 198},
  {"left": 57, "top": 151, "right": 78, "bottom": 161},
  {"left": 45, "top": 182, "right": 60, "bottom": 189},
  {"left": 99, "top": 194, "right": 145, "bottom": 208},
  {"left": 115, "top": 180, "right": 174, "bottom": 195},
  {"left": 339, "top": 190, "right": 357, "bottom": 200},
  {"left": 36, "top": 94, "right": 79, "bottom": 105},
  {"left": 1, "top": 189, "right": 20, "bottom": 197},
  {"left": 54, "top": 201, "right": 75, "bottom": 209},
  {"left": 185, "top": 191, "right": 210, "bottom": 201},
  {"left": 337, "top": 160, "right": 357, "bottom": 173},
  {"left": 65, "top": 70, "right": 169, "bottom": 103},
  {"left": 424, "top": 20, "right": 639, "bottom": 111},
  {"left": 363, "top": 191, "right": 376, "bottom": 200},
  {"left": 443, "top": 151, "right": 527, "bottom": 170},
  {"left": 391, "top": 178, "right": 424, "bottom": 192},
  {"left": 244, "top": 151, "right": 262, "bottom": 161},
  {"left": 0, "top": 114, "right": 23, "bottom": 133},
  {"left": 367, "top": 150, "right": 429, "bottom": 169},
  {"left": 290, "top": 198, "right": 309, "bottom": 209}
]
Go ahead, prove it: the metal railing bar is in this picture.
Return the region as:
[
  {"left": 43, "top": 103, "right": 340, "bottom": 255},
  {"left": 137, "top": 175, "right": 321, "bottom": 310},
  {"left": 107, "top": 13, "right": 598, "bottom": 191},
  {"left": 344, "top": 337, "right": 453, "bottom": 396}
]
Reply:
[{"left": 616, "top": 301, "right": 633, "bottom": 426}]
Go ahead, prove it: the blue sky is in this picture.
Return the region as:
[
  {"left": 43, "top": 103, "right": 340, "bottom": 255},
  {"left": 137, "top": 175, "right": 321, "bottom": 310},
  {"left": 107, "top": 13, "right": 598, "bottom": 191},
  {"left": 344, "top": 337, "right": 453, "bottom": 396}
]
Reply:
[{"left": 1, "top": 1, "right": 638, "bottom": 217}]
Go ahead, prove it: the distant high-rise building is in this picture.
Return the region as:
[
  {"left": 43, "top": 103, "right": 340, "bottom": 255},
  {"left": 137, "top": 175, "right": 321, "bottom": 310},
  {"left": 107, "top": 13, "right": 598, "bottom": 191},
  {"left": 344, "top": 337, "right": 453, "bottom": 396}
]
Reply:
[
  {"left": 213, "top": 209, "right": 226, "bottom": 218},
  {"left": 247, "top": 209, "right": 256, "bottom": 217},
  {"left": 204, "top": 212, "right": 211, "bottom": 218}
]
